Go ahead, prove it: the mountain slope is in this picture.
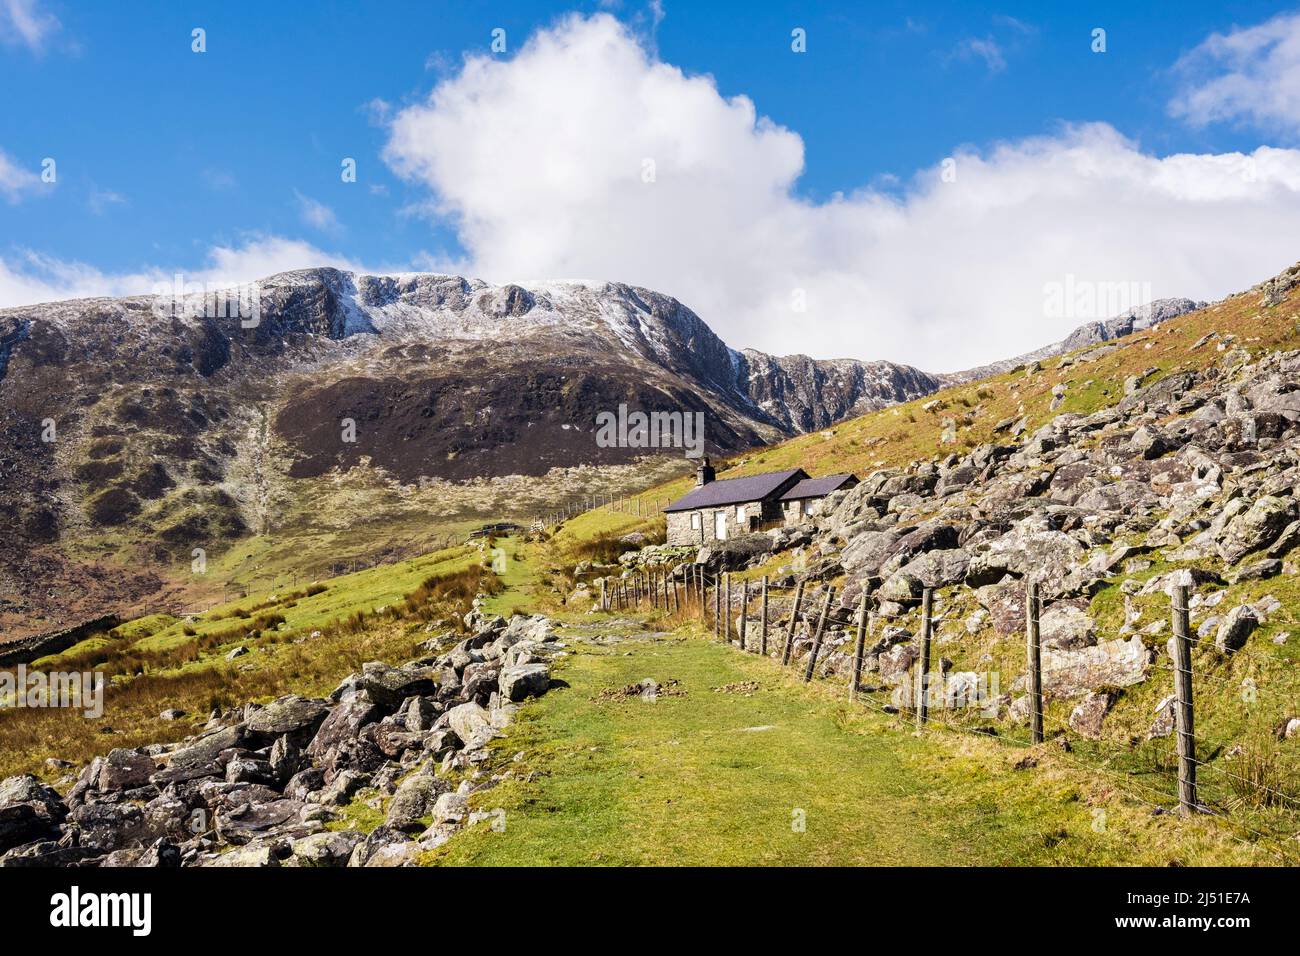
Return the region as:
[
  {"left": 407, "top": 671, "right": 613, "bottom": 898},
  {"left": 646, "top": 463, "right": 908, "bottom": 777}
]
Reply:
[{"left": 0, "top": 269, "right": 939, "bottom": 637}]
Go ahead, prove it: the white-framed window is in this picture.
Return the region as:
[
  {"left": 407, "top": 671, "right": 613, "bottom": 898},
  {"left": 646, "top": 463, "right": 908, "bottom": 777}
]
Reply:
[
  {"left": 690, "top": 512, "right": 701, "bottom": 530},
  {"left": 736, "top": 504, "right": 746, "bottom": 521}
]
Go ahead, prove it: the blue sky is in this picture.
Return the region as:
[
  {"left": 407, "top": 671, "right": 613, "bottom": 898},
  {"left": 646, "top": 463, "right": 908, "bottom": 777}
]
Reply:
[{"left": 3, "top": 1, "right": 1300, "bottom": 368}]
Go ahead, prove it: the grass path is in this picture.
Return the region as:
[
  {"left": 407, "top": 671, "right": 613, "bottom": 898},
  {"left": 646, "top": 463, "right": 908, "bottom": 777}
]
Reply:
[{"left": 431, "top": 617, "right": 1265, "bottom": 866}]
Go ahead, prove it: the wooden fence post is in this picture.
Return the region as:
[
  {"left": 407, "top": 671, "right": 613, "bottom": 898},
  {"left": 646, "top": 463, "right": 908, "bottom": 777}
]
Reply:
[
  {"left": 739, "top": 579, "right": 750, "bottom": 651},
  {"left": 1172, "top": 583, "right": 1198, "bottom": 814},
  {"left": 601, "top": 578, "right": 607, "bottom": 611},
  {"left": 802, "top": 586, "right": 835, "bottom": 682},
  {"left": 1026, "top": 579, "right": 1043, "bottom": 745},
  {"left": 781, "top": 581, "right": 805, "bottom": 666},
  {"left": 723, "top": 573, "right": 731, "bottom": 643},
  {"left": 916, "top": 588, "right": 933, "bottom": 729},
  {"left": 714, "top": 574, "right": 721, "bottom": 639},
  {"left": 850, "top": 592, "right": 868, "bottom": 701},
  {"left": 760, "top": 576, "right": 769, "bottom": 657}
]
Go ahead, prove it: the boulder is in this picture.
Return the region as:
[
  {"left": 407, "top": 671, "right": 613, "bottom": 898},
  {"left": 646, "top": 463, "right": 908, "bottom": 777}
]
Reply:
[
  {"left": 386, "top": 772, "right": 448, "bottom": 831},
  {"left": 1217, "top": 495, "right": 1296, "bottom": 564},
  {"left": 1040, "top": 636, "right": 1151, "bottom": 697},
  {"left": 285, "top": 830, "right": 363, "bottom": 867},
  {"left": 498, "top": 663, "right": 550, "bottom": 702},
  {"left": 878, "top": 571, "right": 924, "bottom": 606},
  {"left": 1068, "top": 692, "right": 1113, "bottom": 738},
  {"left": 0, "top": 775, "right": 67, "bottom": 852},
  {"left": 444, "top": 702, "right": 497, "bottom": 750},
  {"left": 69, "top": 802, "right": 146, "bottom": 852},
  {"left": 432, "top": 791, "right": 469, "bottom": 825},
  {"left": 1038, "top": 604, "right": 1096, "bottom": 649},
  {"left": 97, "top": 748, "right": 156, "bottom": 792},
  {"left": 244, "top": 695, "right": 330, "bottom": 747},
  {"left": 360, "top": 663, "right": 441, "bottom": 709},
  {"left": 151, "top": 724, "right": 248, "bottom": 785},
  {"left": 1214, "top": 605, "right": 1260, "bottom": 653}
]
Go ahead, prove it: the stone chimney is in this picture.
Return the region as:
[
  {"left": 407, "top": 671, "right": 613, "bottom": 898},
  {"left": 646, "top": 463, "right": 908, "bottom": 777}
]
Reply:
[{"left": 695, "top": 457, "right": 715, "bottom": 487}]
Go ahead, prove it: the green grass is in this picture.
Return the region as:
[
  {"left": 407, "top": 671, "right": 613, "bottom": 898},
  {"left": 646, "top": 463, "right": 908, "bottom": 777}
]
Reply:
[{"left": 428, "top": 625, "right": 1267, "bottom": 866}]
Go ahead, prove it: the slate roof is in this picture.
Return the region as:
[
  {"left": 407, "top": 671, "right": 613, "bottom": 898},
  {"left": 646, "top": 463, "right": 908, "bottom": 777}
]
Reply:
[
  {"left": 663, "top": 468, "right": 807, "bottom": 513},
  {"left": 778, "top": 474, "right": 857, "bottom": 501}
]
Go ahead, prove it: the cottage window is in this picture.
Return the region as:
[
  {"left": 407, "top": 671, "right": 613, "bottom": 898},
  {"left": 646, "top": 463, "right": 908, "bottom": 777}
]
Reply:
[
  {"left": 736, "top": 504, "right": 745, "bottom": 521},
  {"left": 690, "top": 512, "right": 700, "bottom": 530}
]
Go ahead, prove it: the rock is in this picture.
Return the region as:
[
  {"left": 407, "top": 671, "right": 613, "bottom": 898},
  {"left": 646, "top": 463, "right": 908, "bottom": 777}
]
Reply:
[
  {"left": 878, "top": 571, "right": 924, "bottom": 606},
  {"left": 385, "top": 772, "right": 447, "bottom": 831},
  {"left": 400, "top": 696, "right": 441, "bottom": 733},
  {"left": 269, "top": 736, "right": 303, "bottom": 783},
  {"left": 285, "top": 830, "right": 363, "bottom": 867},
  {"left": 151, "top": 724, "right": 248, "bottom": 784},
  {"left": 285, "top": 767, "right": 326, "bottom": 800},
  {"left": 1266, "top": 519, "right": 1300, "bottom": 558},
  {"left": 69, "top": 802, "right": 146, "bottom": 852},
  {"left": 1148, "top": 695, "right": 1176, "bottom": 739},
  {"left": 1128, "top": 425, "right": 1169, "bottom": 459},
  {"left": 159, "top": 709, "right": 186, "bottom": 721},
  {"left": 306, "top": 692, "right": 382, "bottom": 760},
  {"left": 0, "top": 775, "right": 67, "bottom": 852},
  {"left": 97, "top": 748, "right": 156, "bottom": 792},
  {"left": 1040, "top": 636, "right": 1151, "bottom": 697},
  {"left": 225, "top": 756, "right": 276, "bottom": 785},
  {"left": 360, "top": 662, "right": 441, "bottom": 709},
  {"left": 1214, "top": 605, "right": 1260, "bottom": 653},
  {"left": 245, "top": 695, "right": 330, "bottom": 747},
  {"left": 215, "top": 798, "right": 305, "bottom": 845},
  {"left": 1230, "top": 559, "right": 1282, "bottom": 583},
  {"left": 199, "top": 841, "right": 286, "bottom": 867},
  {"left": 1068, "top": 692, "right": 1112, "bottom": 738},
  {"left": 498, "top": 663, "right": 550, "bottom": 702},
  {"left": 225, "top": 646, "right": 250, "bottom": 661},
  {"left": 1, "top": 841, "right": 99, "bottom": 867},
  {"left": 347, "top": 825, "right": 414, "bottom": 868},
  {"left": 313, "top": 769, "right": 368, "bottom": 806},
  {"left": 444, "top": 702, "right": 497, "bottom": 749},
  {"left": 432, "top": 791, "right": 468, "bottom": 825},
  {"left": 1038, "top": 604, "right": 1096, "bottom": 649},
  {"left": 1217, "top": 495, "right": 1296, "bottom": 564}
]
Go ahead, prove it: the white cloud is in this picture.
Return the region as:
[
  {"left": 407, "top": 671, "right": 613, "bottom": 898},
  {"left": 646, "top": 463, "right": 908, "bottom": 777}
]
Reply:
[
  {"left": 382, "top": 13, "right": 1300, "bottom": 370},
  {"left": 87, "top": 187, "right": 125, "bottom": 215},
  {"left": 294, "top": 190, "right": 342, "bottom": 234},
  {"left": 955, "top": 36, "right": 1006, "bottom": 73},
  {"left": 0, "top": 0, "right": 60, "bottom": 53},
  {"left": 0, "top": 148, "right": 45, "bottom": 203},
  {"left": 0, "top": 236, "right": 365, "bottom": 310},
  {"left": 1171, "top": 12, "right": 1300, "bottom": 138}
]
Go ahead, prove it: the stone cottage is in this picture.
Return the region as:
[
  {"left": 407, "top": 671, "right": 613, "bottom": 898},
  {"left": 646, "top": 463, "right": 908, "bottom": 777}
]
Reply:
[{"left": 663, "top": 459, "right": 857, "bottom": 545}]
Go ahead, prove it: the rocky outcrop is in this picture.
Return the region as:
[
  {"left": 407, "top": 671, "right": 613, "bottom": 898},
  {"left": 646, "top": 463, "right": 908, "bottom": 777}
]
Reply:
[{"left": 0, "top": 613, "right": 559, "bottom": 868}]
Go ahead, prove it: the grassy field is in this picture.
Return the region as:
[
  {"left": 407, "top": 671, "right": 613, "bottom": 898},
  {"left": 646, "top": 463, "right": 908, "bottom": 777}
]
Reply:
[
  {"left": 430, "top": 622, "right": 1268, "bottom": 866},
  {"left": 0, "top": 544, "right": 492, "bottom": 779}
]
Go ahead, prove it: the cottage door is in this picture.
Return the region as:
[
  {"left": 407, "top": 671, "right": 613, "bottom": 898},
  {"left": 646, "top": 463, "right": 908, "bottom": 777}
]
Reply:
[{"left": 713, "top": 510, "right": 727, "bottom": 541}]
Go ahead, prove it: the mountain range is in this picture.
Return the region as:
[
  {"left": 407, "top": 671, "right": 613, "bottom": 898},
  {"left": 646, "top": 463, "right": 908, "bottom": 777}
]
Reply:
[{"left": 0, "top": 267, "right": 1205, "bottom": 637}]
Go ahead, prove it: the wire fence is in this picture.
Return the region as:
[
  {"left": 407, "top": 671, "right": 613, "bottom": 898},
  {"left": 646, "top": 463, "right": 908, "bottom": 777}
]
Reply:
[{"left": 595, "top": 561, "right": 1300, "bottom": 863}]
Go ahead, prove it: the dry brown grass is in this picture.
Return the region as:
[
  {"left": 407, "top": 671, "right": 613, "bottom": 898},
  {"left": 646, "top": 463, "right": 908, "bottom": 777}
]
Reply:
[{"left": 0, "top": 563, "right": 499, "bottom": 780}]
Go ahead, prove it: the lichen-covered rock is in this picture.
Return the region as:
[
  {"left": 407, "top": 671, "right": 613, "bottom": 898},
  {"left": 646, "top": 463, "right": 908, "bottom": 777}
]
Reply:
[
  {"left": 1040, "top": 636, "right": 1151, "bottom": 697},
  {"left": 498, "top": 663, "right": 550, "bottom": 702},
  {"left": 1214, "top": 605, "right": 1260, "bottom": 653}
]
